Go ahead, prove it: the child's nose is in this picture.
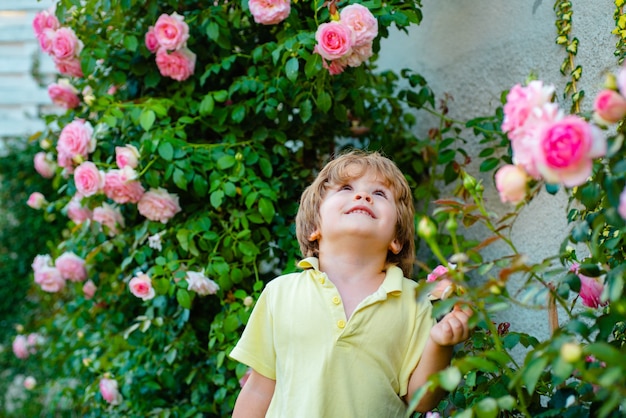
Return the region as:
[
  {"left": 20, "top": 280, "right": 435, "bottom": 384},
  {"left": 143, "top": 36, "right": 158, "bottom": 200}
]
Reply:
[{"left": 354, "top": 192, "right": 372, "bottom": 202}]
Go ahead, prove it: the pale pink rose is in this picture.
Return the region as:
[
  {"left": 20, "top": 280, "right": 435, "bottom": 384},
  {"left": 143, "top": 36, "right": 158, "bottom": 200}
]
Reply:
[
  {"left": 56, "top": 120, "right": 95, "bottom": 171},
  {"left": 427, "top": 265, "right": 449, "bottom": 282},
  {"left": 103, "top": 170, "right": 145, "bottom": 204},
  {"left": 155, "top": 47, "right": 196, "bottom": 81},
  {"left": 239, "top": 367, "right": 253, "bottom": 388},
  {"left": 340, "top": 4, "right": 378, "bottom": 46},
  {"left": 494, "top": 164, "right": 529, "bottom": 204},
  {"left": 23, "top": 376, "right": 37, "bottom": 390},
  {"left": 27, "top": 192, "right": 47, "bottom": 209},
  {"left": 37, "top": 28, "right": 56, "bottom": 54},
  {"left": 55, "top": 252, "right": 87, "bottom": 282},
  {"left": 619, "top": 187, "right": 626, "bottom": 220},
  {"left": 344, "top": 43, "right": 373, "bottom": 67},
  {"left": 99, "top": 377, "right": 122, "bottom": 405},
  {"left": 570, "top": 263, "right": 606, "bottom": 309},
  {"left": 138, "top": 188, "right": 182, "bottom": 224},
  {"left": 32, "top": 10, "right": 60, "bottom": 38},
  {"left": 145, "top": 26, "right": 159, "bottom": 53},
  {"left": 51, "top": 27, "right": 82, "bottom": 60},
  {"left": 74, "top": 161, "right": 104, "bottom": 197},
  {"left": 34, "top": 265, "right": 66, "bottom": 292},
  {"left": 593, "top": 89, "right": 626, "bottom": 124},
  {"left": 129, "top": 272, "right": 156, "bottom": 300},
  {"left": 12, "top": 335, "right": 29, "bottom": 359},
  {"left": 248, "top": 0, "right": 291, "bottom": 25},
  {"left": 34, "top": 152, "right": 57, "bottom": 178},
  {"left": 93, "top": 203, "right": 125, "bottom": 236},
  {"left": 53, "top": 56, "right": 84, "bottom": 78},
  {"left": 314, "top": 21, "right": 354, "bottom": 61},
  {"left": 153, "top": 12, "right": 189, "bottom": 51},
  {"left": 322, "top": 58, "right": 347, "bottom": 75},
  {"left": 32, "top": 254, "right": 53, "bottom": 272},
  {"left": 536, "top": 116, "right": 606, "bottom": 187},
  {"left": 66, "top": 196, "right": 92, "bottom": 224},
  {"left": 48, "top": 79, "right": 80, "bottom": 109},
  {"left": 425, "top": 413, "right": 441, "bottom": 418},
  {"left": 186, "top": 271, "right": 220, "bottom": 296},
  {"left": 83, "top": 280, "right": 97, "bottom": 299},
  {"left": 501, "top": 81, "right": 555, "bottom": 142},
  {"left": 27, "top": 333, "right": 41, "bottom": 348},
  {"left": 107, "top": 85, "right": 118, "bottom": 95},
  {"left": 115, "top": 144, "right": 140, "bottom": 169}
]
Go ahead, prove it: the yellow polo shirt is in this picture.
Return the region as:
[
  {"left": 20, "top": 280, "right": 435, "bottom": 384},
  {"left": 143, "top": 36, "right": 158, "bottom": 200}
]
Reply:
[{"left": 229, "top": 257, "right": 435, "bottom": 418}]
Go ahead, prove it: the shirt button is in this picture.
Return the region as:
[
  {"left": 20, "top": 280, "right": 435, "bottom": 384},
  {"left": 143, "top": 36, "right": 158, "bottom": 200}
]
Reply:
[
  {"left": 318, "top": 277, "right": 325, "bottom": 284},
  {"left": 337, "top": 320, "right": 346, "bottom": 329},
  {"left": 332, "top": 296, "right": 341, "bottom": 305}
]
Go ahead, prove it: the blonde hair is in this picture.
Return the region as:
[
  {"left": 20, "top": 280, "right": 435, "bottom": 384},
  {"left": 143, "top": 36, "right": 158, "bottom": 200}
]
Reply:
[{"left": 295, "top": 150, "right": 415, "bottom": 276}]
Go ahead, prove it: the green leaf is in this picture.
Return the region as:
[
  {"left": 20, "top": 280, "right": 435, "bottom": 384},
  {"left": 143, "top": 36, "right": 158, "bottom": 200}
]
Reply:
[
  {"left": 237, "top": 241, "right": 259, "bottom": 257},
  {"left": 317, "top": 91, "right": 332, "bottom": 113},
  {"left": 140, "top": 109, "right": 156, "bottom": 131},
  {"left": 479, "top": 157, "right": 499, "bottom": 172},
  {"left": 200, "top": 94, "right": 215, "bottom": 116},
  {"left": 521, "top": 356, "right": 548, "bottom": 394},
  {"left": 123, "top": 35, "right": 138, "bottom": 52},
  {"left": 192, "top": 175, "right": 208, "bottom": 197},
  {"left": 258, "top": 197, "right": 275, "bottom": 223},
  {"left": 176, "top": 288, "right": 192, "bottom": 310},
  {"left": 158, "top": 142, "right": 174, "bottom": 161},
  {"left": 285, "top": 57, "right": 299, "bottom": 82},
  {"left": 210, "top": 190, "right": 224, "bottom": 208},
  {"left": 206, "top": 21, "right": 219, "bottom": 40},
  {"left": 217, "top": 155, "right": 236, "bottom": 169},
  {"left": 300, "top": 99, "right": 313, "bottom": 123},
  {"left": 258, "top": 158, "right": 273, "bottom": 177},
  {"left": 231, "top": 104, "right": 246, "bottom": 123},
  {"left": 474, "top": 397, "right": 499, "bottom": 418},
  {"left": 438, "top": 366, "right": 461, "bottom": 391}
]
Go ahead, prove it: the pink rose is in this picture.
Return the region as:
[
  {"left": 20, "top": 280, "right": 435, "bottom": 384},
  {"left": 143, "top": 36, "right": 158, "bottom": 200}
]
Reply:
[
  {"left": 501, "top": 81, "right": 555, "bottom": 142},
  {"left": 155, "top": 47, "right": 196, "bottom": 81},
  {"left": 34, "top": 265, "right": 66, "bottom": 292},
  {"left": 37, "top": 28, "right": 56, "bottom": 54},
  {"left": 103, "top": 169, "right": 145, "bottom": 204},
  {"left": 186, "top": 271, "right": 220, "bottom": 296},
  {"left": 12, "top": 335, "right": 29, "bottom": 359},
  {"left": 340, "top": 4, "right": 378, "bottom": 46},
  {"left": 32, "top": 254, "right": 53, "bottom": 272},
  {"left": 129, "top": 272, "right": 156, "bottom": 300},
  {"left": 34, "top": 152, "right": 57, "bottom": 178},
  {"left": 619, "top": 187, "right": 626, "bottom": 220},
  {"left": 27, "top": 192, "right": 47, "bottom": 209},
  {"left": 48, "top": 79, "right": 80, "bottom": 109},
  {"left": 55, "top": 252, "right": 87, "bottom": 282},
  {"left": 153, "top": 12, "right": 189, "bottom": 51},
  {"left": 83, "top": 280, "right": 97, "bottom": 299},
  {"left": 93, "top": 203, "right": 125, "bottom": 236},
  {"left": 494, "top": 164, "right": 529, "bottom": 204},
  {"left": 66, "top": 196, "right": 92, "bottom": 224},
  {"left": 145, "top": 26, "right": 159, "bottom": 53},
  {"left": 322, "top": 58, "right": 347, "bottom": 75},
  {"left": 570, "top": 263, "right": 606, "bottom": 309},
  {"left": 23, "top": 376, "right": 37, "bottom": 390},
  {"left": 74, "top": 161, "right": 104, "bottom": 197},
  {"left": 51, "top": 27, "right": 82, "bottom": 60},
  {"left": 32, "top": 10, "right": 60, "bottom": 38},
  {"left": 138, "top": 187, "right": 182, "bottom": 224},
  {"left": 99, "top": 377, "right": 122, "bottom": 405},
  {"left": 343, "top": 43, "right": 373, "bottom": 68},
  {"left": 53, "top": 56, "right": 84, "bottom": 78},
  {"left": 115, "top": 144, "right": 140, "bottom": 169},
  {"left": 314, "top": 21, "right": 354, "bottom": 61},
  {"left": 248, "top": 0, "right": 291, "bottom": 25},
  {"left": 536, "top": 116, "right": 606, "bottom": 187},
  {"left": 593, "top": 89, "right": 626, "bottom": 124},
  {"left": 57, "top": 120, "right": 95, "bottom": 170},
  {"left": 427, "top": 265, "right": 449, "bottom": 282}
]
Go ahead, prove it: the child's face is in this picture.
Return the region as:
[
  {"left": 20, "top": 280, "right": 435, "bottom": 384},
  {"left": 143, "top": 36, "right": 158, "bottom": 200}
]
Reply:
[{"left": 316, "top": 168, "right": 400, "bottom": 252}]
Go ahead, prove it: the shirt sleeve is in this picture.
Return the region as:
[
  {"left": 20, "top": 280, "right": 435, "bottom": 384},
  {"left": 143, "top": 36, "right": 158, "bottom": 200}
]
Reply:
[{"left": 228, "top": 285, "right": 277, "bottom": 380}]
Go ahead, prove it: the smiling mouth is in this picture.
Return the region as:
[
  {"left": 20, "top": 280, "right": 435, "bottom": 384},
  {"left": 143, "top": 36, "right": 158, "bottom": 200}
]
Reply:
[{"left": 346, "top": 208, "right": 376, "bottom": 218}]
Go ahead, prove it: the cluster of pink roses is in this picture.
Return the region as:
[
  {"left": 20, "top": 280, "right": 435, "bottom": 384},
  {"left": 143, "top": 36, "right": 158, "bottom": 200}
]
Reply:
[
  {"left": 314, "top": 4, "right": 378, "bottom": 75},
  {"left": 496, "top": 80, "right": 607, "bottom": 204},
  {"left": 12, "top": 333, "right": 41, "bottom": 359},
  {"left": 31, "top": 252, "right": 96, "bottom": 297},
  {"left": 128, "top": 269, "right": 220, "bottom": 301},
  {"left": 33, "top": 9, "right": 83, "bottom": 78},
  {"left": 145, "top": 12, "right": 196, "bottom": 82}
]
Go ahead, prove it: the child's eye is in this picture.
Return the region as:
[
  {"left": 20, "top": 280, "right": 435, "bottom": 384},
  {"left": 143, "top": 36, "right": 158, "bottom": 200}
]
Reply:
[
  {"left": 340, "top": 184, "right": 352, "bottom": 191},
  {"left": 373, "top": 189, "right": 387, "bottom": 198}
]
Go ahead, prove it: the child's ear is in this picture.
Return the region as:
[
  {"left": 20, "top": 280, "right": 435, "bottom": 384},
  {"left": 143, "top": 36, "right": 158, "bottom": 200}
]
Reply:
[
  {"left": 389, "top": 239, "right": 402, "bottom": 254},
  {"left": 308, "top": 229, "right": 321, "bottom": 242}
]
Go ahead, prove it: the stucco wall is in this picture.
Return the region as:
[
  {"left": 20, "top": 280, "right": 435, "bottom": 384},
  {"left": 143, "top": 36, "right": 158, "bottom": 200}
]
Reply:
[{"left": 379, "top": 0, "right": 616, "bottom": 343}]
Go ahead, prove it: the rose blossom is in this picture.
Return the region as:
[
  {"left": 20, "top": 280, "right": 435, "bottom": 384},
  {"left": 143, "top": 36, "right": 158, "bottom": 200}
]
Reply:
[
  {"left": 99, "top": 377, "right": 122, "bottom": 405},
  {"left": 501, "top": 81, "right": 555, "bottom": 142},
  {"left": 34, "top": 152, "right": 57, "bottom": 178},
  {"left": 248, "top": 0, "right": 291, "bottom": 25},
  {"left": 148, "top": 232, "right": 164, "bottom": 251},
  {"left": 23, "top": 376, "right": 37, "bottom": 390},
  {"left": 56, "top": 120, "right": 95, "bottom": 171},
  {"left": 155, "top": 47, "right": 196, "bottom": 81},
  {"left": 145, "top": 26, "right": 159, "bottom": 53},
  {"left": 66, "top": 196, "right": 92, "bottom": 224},
  {"left": 48, "top": 79, "right": 80, "bottom": 109},
  {"left": 314, "top": 21, "right": 354, "bottom": 61},
  {"left": 153, "top": 12, "right": 189, "bottom": 51},
  {"left": 51, "top": 27, "right": 82, "bottom": 60},
  {"left": 494, "top": 164, "right": 529, "bottom": 204},
  {"left": 32, "top": 254, "right": 53, "bottom": 272},
  {"left": 93, "top": 203, "right": 125, "bottom": 236},
  {"left": 340, "top": 4, "right": 378, "bottom": 46},
  {"left": 53, "top": 56, "right": 84, "bottom": 78},
  {"left": 55, "top": 252, "right": 87, "bottom": 282},
  {"left": 83, "top": 280, "right": 97, "bottom": 299},
  {"left": 535, "top": 115, "right": 606, "bottom": 187},
  {"left": 322, "top": 58, "right": 348, "bottom": 75},
  {"left": 115, "top": 144, "right": 140, "bottom": 169},
  {"left": 12, "top": 335, "right": 29, "bottom": 359},
  {"left": 103, "top": 169, "right": 145, "bottom": 204},
  {"left": 570, "top": 263, "right": 606, "bottom": 309},
  {"left": 27, "top": 192, "right": 47, "bottom": 209},
  {"left": 74, "top": 161, "right": 104, "bottom": 197},
  {"left": 138, "top": 187, "right": 182, "bottom": 224},
  {"left": 427, "top": 265, "right": 449, "bottom": 283},
  {"left": 129, "top": 272, "right": 156, "bottom": 300},
  {"left": 37, "top": 28, "right": 56, "bottom": 54},
  {"left": 186, "top": 270, "right": 220, "bottom": 296},
  {"left": 32, "top": 10, "right": 59, "bottom": 38},
  {"left": 34, "top": 265, "right": 65, "bottom": 292},
  {"left": 593, "top": 89, "right": 626, "bottom": 124}
]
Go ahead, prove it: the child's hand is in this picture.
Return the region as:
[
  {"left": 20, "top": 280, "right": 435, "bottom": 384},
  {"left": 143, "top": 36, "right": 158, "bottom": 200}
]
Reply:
[{"left": 430, "top": 304, "right": 472, "bottom": 347}]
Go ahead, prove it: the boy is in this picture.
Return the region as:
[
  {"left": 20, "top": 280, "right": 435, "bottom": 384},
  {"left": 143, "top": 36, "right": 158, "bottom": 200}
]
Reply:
[{"left": 230, "top": 150, "right": 471, "bottom": 417}]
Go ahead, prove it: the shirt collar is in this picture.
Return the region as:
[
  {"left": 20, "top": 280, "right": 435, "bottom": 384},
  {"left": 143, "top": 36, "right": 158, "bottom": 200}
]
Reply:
[{"left": 297, "top": 257, "right": 404, "bottom": 295}]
